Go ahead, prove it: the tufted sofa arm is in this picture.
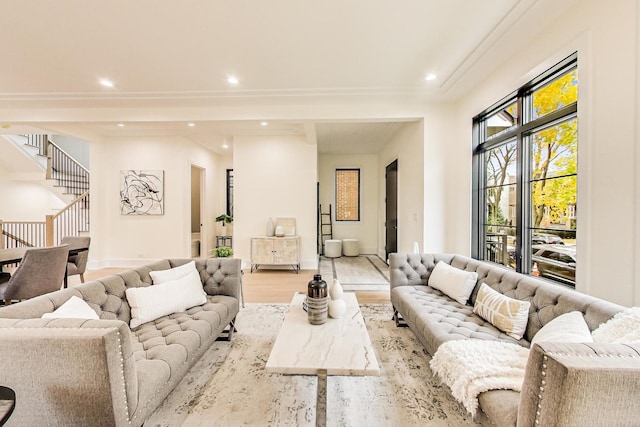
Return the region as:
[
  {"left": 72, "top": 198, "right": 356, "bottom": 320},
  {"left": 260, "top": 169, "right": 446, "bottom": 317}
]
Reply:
[
  {"left": 518, "top": 342, "right": 640, "bottom": 427},
  {"left": 169, "top": 258, "right": 242, "bottom": 301},
  {"left": 0, "top": 317, "right": 139, "bottom": 426}
]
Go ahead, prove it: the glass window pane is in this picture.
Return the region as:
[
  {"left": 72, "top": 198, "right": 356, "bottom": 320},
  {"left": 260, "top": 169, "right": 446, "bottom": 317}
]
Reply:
[
  {"left": 531, "top": 68, "right": 578, "bottom": 121},
  {"left": 485, "top": 184, "right": 517, "bottom": 226},
  {"left": 486, "top": 141, "right": 517, "bottom": 187},
  {"left": 531, "top": 118, "right": 577, "bottom": 180},
  {"left": 336, "top": 169, "right": 360, "bottom": 221},
  {"left": 485, "top": 102, "right": 517, "bottom": 139},
  {"left": 531, "top": 240, "right": 576, "bottom": 286},
  {"left": 484, "top": 225, "right": 515, "bottom": 268},
  {"left": 531, "top": 175, "right": 577, "bottom": 236}
]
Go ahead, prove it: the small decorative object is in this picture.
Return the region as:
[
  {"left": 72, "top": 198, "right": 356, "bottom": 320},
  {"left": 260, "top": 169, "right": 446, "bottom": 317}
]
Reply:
[
  {"left": 328, "top": 298, "right": 347, "bottom": 319},
  {"left": 329, "top": 279, "right": 344, "bottom": 300},
  {"left": 328, "top": 279, "right": 346, "bottom": 319},
  {"left": 275, "top": 225, "right": 285, "bottom": 237},
  {"left": 307, "top": 274, "right": 328, "bottom": 325},
  {"left": 214, "top": 246, "right": 233, "bottom": 257},
  {"left": 266, "top": 218, "right": 275, "bottom": 237}
]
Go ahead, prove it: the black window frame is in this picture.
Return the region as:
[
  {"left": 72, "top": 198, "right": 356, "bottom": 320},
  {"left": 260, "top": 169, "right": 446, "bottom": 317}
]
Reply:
[{"left": 472, "top": 53, "right": 578, "bottom": 285}]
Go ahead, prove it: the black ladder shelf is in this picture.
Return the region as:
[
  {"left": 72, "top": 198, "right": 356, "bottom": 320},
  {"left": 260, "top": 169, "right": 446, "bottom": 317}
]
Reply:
[{"left": 318, "top": 204, "right": 333, "bottom": 255}]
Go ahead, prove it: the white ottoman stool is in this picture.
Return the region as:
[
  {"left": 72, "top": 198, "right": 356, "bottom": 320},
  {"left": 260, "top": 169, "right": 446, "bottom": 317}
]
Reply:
[
  {"left": 342, "top": 239, "right": 360, "bottom": 256},
  {"left": 324, "top": 240, "right": 342, "bottom": 258}
]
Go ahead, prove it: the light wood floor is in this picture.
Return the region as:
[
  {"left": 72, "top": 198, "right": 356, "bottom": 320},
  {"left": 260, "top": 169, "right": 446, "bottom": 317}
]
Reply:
[{"left": 81, "top": 267, "right": 390, "bottom": 304}]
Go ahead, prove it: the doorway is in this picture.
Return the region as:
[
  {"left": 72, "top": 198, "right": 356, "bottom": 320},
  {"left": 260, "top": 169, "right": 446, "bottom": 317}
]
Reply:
[
  {"left": 385, "top": 159, "right": 398, "bottom": 261},
  {"left": 191, "top": 165, "right": 204, "bottom": 258}
]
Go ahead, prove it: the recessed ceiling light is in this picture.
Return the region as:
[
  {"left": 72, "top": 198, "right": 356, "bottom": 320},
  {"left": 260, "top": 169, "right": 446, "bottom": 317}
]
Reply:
[
  {"left": 425, "top": 74, "right": 437, "bottom": 81},
  {"left": 188, "top": 123, "right": 195, "bottom": 127},
  {"left": 117, "top": 123, "right": 125, "bottom": 127},
  {"left": 227, "top": 76, "right": 239, "bottom": 85},
  {"left": 99, "top": 79, "right": 115, "bottom": 88},
  {"left": 222, "top": 143, "right": 229, "bottom": 149},
  {"left": 260, "top": 121, "right": 268, "bottom": 126}
]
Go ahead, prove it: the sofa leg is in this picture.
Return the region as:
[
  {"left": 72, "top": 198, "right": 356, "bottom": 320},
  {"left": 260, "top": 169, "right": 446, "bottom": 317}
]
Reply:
[
  {"left": 393, "top": 308, "right": 408, "bottom": 328},
  {"left": 217, "top": 317, "right": 238, "bottom": 341}
]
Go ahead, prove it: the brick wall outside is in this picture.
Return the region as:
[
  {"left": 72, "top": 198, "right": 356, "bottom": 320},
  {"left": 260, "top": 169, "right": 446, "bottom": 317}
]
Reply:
[{"left": 336, "top": 169, "right": 359, "bottom": 221}]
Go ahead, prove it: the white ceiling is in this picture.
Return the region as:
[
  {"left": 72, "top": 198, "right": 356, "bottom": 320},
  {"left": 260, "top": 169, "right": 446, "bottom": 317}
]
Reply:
[{"left": 0, "top": 0, "right": 574, "bottom": 154}]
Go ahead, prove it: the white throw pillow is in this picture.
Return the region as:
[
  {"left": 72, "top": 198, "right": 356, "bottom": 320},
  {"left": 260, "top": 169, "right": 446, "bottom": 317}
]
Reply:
[
  {"left": 149, "top": 260, "right": 197, "bottom": 284},
  {"left": 42, "top": 295, "right": 99, "bottom": 320},
  {"left": 126, "top": 270, "right": 207, "bottom": 328},
  {"left": 428, "top": 261, "right": 478, "bottom": 305},
  {"left": 473, "top": 283, "right": 530, "bottom": 340},
  {"left": 531, "top": 311, "right": 593, "bottom": 346}
]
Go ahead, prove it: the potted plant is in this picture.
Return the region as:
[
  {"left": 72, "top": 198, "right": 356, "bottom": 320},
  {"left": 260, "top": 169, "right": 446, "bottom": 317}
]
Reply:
[
  {"left": 214, "top": 246, "right": 233, "bottom": 258},
  {"left": 215, "top": 214, "right": 233, "bottom": 227}
]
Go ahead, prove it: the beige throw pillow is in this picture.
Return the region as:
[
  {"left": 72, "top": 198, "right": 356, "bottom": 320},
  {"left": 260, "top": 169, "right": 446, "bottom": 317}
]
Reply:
[{"left": 473, "top": 283, "right": 530, "bottom": 340}]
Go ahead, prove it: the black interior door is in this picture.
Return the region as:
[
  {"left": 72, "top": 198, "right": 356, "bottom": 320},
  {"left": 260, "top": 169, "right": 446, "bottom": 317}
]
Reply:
[{"left": 385, "top": 160, "right": 398, "bottom": 261}]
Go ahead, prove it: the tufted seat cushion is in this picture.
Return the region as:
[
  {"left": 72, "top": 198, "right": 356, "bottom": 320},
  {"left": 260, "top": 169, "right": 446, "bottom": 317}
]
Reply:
[
  {"left": 131, "top": 294, "right": 237, "bottom": 416},
  {"left": 391, "top": 285, "right": 523, "bottom": 355}
]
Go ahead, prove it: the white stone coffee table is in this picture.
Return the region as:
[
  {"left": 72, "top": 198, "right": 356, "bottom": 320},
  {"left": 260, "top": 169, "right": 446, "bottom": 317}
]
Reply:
[{"left": 266, "top": 292, "right": 380, "bottom": 426}]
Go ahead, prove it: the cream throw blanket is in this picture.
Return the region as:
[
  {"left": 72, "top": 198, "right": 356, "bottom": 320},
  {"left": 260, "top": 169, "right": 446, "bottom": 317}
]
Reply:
[
  {"left": 430, "top": 339, "right": 529, "bottom": 416},
  {"left": 592, "top": 306, "right": 640, "bottom": 343}
]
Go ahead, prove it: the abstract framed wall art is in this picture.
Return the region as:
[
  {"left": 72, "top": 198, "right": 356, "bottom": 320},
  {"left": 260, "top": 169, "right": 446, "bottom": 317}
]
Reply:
[{"left": 120, "top": 170, "right": 164, "bottom": 215}]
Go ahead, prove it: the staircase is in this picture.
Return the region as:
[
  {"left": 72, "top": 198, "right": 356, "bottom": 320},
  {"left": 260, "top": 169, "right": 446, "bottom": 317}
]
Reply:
[{"left": 0, "top": 134, "right": 90, "bottom": 248}]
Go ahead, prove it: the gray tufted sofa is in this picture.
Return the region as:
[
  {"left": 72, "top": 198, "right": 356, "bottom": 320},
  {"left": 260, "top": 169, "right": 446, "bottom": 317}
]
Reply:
[
  {"left": 0, "top": 258, "right": 241, "bottom": 427},
  {"left": 390, "top": 253, "right": 640, "bottom": 427}
]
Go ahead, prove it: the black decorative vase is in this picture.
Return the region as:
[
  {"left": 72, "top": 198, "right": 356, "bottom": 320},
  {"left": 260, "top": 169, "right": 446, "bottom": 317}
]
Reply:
[{"left": 307, "top": 274, "right": 328, "bottom": 325}]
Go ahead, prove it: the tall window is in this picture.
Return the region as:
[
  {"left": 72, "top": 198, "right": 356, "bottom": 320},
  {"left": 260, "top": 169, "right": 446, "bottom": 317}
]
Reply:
[
  {"left": 473, "top": 54, "right": 578, "bottom": 287},
  {"left": 335, "top": 169, "right": 360, "bottom": 221}
]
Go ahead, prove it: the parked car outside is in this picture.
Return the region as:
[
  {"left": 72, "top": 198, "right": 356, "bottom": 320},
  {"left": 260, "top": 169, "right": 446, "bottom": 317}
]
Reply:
[
  {"left": 532, "top": 244, "right": 576, "bottom": 285},
  {"left": 532, "top": 233, "right": 565, "bottom": 245},
  {"left": 507, "top": 234, "right": 564, "bottom": 266}
]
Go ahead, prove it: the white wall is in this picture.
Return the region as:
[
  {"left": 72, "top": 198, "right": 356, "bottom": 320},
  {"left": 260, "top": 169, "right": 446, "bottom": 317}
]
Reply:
[
  {"left": 0, "top": 170, "right": 64, "bottom": 221},
  {"left": 89, "top": 136, "right": 222, "bottom": 268},
  {"left": 453, "top": 0, "right": 639, "bottom": 305},
  {"left": 378, "top": 120, "right": 425, "bottom": 257},
  {"left": 318, "top": 153, "right": 378, "bottom": 254},
  {"left": 233, "top": 135, "right": 317, "bottom": 269}
]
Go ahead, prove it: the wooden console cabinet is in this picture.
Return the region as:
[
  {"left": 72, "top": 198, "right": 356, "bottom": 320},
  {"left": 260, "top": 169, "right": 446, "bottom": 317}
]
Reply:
[{"left": 250, "top": 236, "right": 301, "bottom": 273}]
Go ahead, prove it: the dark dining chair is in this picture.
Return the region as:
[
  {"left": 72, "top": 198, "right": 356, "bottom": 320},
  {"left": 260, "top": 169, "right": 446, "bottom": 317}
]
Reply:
[
  {"left": 0, "top": 245, "right": 69, "bottom": 305},
  {"left": 61, "top": 236, "right": 91, "bottom": 283}
]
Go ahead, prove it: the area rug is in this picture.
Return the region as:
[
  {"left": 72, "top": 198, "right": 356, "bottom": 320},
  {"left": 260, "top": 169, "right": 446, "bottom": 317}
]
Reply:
[
  {"left": 144, "top": 303, "right": 479, "bottom": 427},
  {"left": 319, "top": 255, "right": 390, "bottom": 291}
]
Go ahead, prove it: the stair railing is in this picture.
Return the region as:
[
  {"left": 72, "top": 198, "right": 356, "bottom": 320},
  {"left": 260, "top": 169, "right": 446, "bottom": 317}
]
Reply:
[
  {"left": 46, "top": 139, "right": 90, "bottom": 197},
  {"left": 46, "top": 191, "right": 90, "bottom": 246},
  {"left": 0, "top": 220, "right": 47, "bottom": 249},
  {"left": 25, "top": 134, "right": 48, "bottom": 157}
]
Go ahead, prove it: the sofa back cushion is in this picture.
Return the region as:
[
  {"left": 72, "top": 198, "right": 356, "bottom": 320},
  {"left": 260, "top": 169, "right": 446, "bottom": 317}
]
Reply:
[{"left": 0, "top": 258, "right": 242, "bottom": 324}]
